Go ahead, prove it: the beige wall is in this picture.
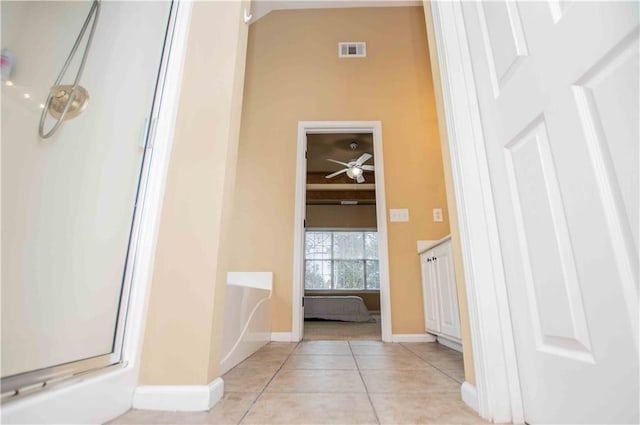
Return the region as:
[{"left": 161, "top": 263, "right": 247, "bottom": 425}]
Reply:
[
  {"left": 306, "top": 204, "right": 377, "bottom": 228},
  {"left": 422, "top": 2, "right": 475, "bottom": 385},
  {"left": 229, "top": 7, "right": 450, "bottom": 335},
  {"left": 139, "top": 1, "right": 249, "bottom": 385}
]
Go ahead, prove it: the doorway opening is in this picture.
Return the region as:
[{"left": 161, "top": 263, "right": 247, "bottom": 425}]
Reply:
[
  {"left": 303, "top": 133, "right": 381, "bottom": 340},
  {"left": 292, "top": 121, "right": 392, "bottom": 342}
]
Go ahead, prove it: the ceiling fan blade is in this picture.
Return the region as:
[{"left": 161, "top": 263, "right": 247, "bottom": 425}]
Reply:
[
  {"left": 356, "top": 175, "right": 365, "bottom": 184},
  {"left": 326, "top": 158, "right": 351, "bottom": 167},
  {"left": 325, "top": 169, "right": 348, "bottom": 179},
  {"left": 361, "top": 165, "right": 375, "bottom": 171},
  {"left": 355, "top": 153, "right": 372, "bottom": 166}
]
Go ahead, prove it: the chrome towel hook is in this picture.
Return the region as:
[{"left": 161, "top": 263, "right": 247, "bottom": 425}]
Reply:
[{"left": 39, "top": 0, "right": 100, "bottom": 139}]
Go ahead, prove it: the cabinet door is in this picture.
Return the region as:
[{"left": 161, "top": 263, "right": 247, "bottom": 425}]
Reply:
[
  {"left": 434, "top": 242, "right": 461, "bottom": 339},
  {"left": 421, "top": 252, "right": 440, "bottom": 333}
]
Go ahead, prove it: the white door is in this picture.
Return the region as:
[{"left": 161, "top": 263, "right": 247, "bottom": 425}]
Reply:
[
  {"left": 461, "top": 1, "right": 638, "bottom": 423},
  {"left": 421, "top": 252, "right": 440, "bottom": 333},
  {"left": 434, "top": 242, "right": 461, "bottom": 339}
]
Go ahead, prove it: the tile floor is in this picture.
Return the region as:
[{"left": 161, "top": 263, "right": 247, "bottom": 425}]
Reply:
[{"left": 111, "top": 341, "right": 486, "bottom": 424}]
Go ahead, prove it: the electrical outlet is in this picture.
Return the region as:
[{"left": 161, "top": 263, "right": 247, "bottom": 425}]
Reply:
[{"left": 433, "top": 208, "right": 443, "bottom": 222}]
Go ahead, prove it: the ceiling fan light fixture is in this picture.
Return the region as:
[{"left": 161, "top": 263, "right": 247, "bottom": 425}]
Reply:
[
  {"left": 325, "top": 152, "right": 372, "bottom": 183},
  {"left": 349, "top": 166, "right": 363, "bottom": 177}
]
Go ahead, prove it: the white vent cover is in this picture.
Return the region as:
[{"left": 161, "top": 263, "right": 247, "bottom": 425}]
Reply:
[{"left": 338, "top": 42, "right": 366, "bottom": 58}]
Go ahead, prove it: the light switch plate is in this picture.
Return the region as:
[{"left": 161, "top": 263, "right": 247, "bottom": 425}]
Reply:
[
  {"left": 433, "top": 208, "right": 443, "bottom": 222},
  {"left": 390, "top": 208, "right": 409, "bottom": 222}
]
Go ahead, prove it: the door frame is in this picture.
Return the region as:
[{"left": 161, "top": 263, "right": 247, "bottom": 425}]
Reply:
[
  {"left": 428, "top": 1, "right": 524, "bottom": 423},
  {"left": 292, "top": 121, "right": 392, "bottom": 343}
]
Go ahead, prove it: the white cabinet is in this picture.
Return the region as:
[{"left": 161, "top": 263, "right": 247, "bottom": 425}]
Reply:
[
  {"left": 421, "top": 253, "right": 440, "bottom": 332},
  {"left": 420, "top": 237, "right": 462, "bottom": 342}
]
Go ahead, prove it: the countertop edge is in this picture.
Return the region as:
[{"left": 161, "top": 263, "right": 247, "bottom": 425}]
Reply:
[{"left": 417, "top": 234, "right": 452, "bottom": 255}]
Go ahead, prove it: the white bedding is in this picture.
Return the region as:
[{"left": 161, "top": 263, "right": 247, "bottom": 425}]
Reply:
[{"left": 304, "top": 296, "right": 373, "bottom": 322}]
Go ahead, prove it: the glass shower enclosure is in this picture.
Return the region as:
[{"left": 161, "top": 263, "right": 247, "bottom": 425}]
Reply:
[{"left": 1, "top": 0, "right": 173, "bottom": 395}]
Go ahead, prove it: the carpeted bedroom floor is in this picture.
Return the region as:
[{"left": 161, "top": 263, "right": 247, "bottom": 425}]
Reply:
[{"left": 303, "top": 314, "right": 381, "bottom": 340}]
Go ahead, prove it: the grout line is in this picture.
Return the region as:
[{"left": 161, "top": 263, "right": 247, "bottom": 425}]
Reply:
[
  {"left": 349, "top": 340, "right": 381, "bottom": 425},
  {"left": 232, "top": 340, "right": 466, "bottom": 424},
  {"left": 399, "top": 343, "right": 465, "bottom": 384},
  {"left": 234, "top": 341, "right": 301, "bottom": 425},
  {"left": 397, "top": 342, "right": 425, "bottom": 357},
  {"left": 422, "top": 361, "right": 464, "bottom": 384}
]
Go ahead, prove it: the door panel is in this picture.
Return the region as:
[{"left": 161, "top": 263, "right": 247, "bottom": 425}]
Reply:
[
  {"left": 434, "top": 243, "right": 460, "bottom": 339},
  {"left": 476, "top": 1, "right": 529, "bottom": 97},
  {"left": 573, "top": 32, "right": 639, "bottom": 285},
  {"left": 421, "top": 254, "right": 440, "bottom": 333},
  {"left": 505, "top": 117, "right": 592, "bottom": 359},
  {"left": 461, "top": 1, "right": 639, "bottom": 423},
  {"left": 548, "top": 0, "right": 574, "bottom": 23}
]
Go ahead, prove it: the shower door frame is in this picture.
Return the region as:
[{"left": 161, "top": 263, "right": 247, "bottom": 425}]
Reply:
[{"left": 1, "top": 0, "right": 179, "bottom": 396}]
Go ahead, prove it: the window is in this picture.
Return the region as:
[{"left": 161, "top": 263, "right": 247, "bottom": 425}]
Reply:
[{"left": 304, "top": 231, "right": 379, "bottom": 290}]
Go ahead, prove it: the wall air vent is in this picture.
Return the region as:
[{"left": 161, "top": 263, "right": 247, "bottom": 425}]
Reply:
[{"left": 338, "top": 42, "right": 366, "bottom": 58}]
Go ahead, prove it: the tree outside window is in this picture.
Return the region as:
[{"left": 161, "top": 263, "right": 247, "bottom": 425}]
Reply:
[{"left": 304, "top": 231, "right": 379, "bottom": 291}]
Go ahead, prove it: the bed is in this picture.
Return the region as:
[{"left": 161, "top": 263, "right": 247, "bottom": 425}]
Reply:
[{"left": 303, "top": 295, "right": 373, "bottom": 322}]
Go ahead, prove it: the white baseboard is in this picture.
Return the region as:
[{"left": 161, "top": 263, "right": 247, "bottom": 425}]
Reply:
[
  {"left": 436, "top": 335, "right": 463, "bottom": 352},
  {"left": 461, "top": 381, "right": 479, "bottom": 413},
  {"left": 271, "top": 332, "right": 294, "bottom": 342},
  {"left": 133, "top": 377, "right": 224, "bottom": 412},
  {"left": 391, "top": 333, "right": 437, "bottom": 343}
]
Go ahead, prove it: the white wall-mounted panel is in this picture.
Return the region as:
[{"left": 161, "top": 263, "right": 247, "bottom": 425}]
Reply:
[{"left": 220, "top": 272, "right": 272, "bottom": 375}]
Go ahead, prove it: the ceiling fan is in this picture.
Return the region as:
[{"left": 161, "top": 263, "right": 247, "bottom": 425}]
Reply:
[{"left": 325, "top": 153, "right": 374, "bottom": 183}]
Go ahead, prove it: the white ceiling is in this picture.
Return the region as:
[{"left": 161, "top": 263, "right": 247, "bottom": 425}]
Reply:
[{"left": 250, "top": 0, "right": 421, "bottom": 23}]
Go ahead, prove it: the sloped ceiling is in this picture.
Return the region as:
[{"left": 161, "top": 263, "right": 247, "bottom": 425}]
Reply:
[{"left": 251, "top": 0, "right": 421, "bottom": 23}]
